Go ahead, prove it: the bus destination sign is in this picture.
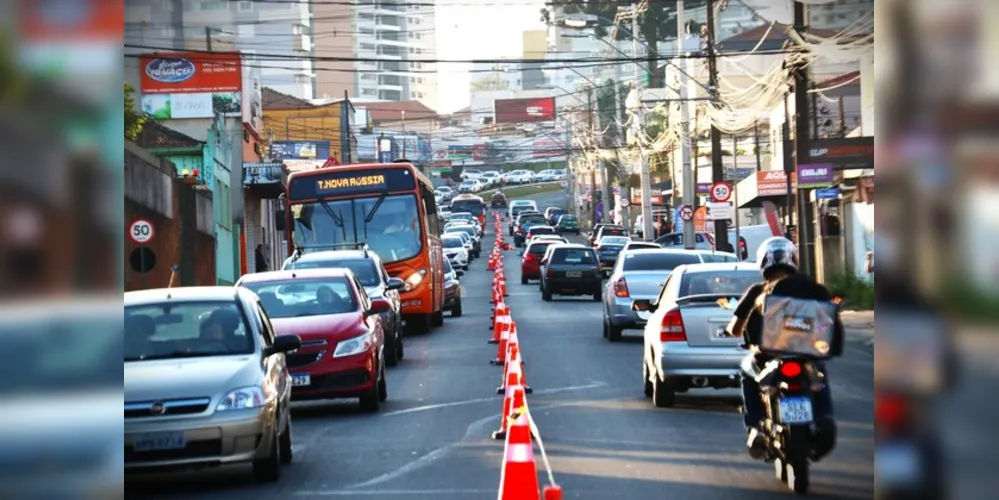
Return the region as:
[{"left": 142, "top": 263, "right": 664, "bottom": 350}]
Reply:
[{"left": 288, "top": 168, "right": 417, "bottom": 199}]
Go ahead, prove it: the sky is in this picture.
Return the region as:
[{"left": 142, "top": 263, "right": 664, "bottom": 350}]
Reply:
[{"left": 435, "top": 1, "right": 547, "bottom": 113}]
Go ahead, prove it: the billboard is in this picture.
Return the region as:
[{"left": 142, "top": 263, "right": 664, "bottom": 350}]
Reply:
[
  {"left": 448, "top": 145, "right": 473, "bottom": 160},
  {"left": 242, "top": 63, "right": 263, "bottom": 134},
  {"left": 493, "top": 97, "right": 556, "bottom": 124},
  {"left": 756, "top": 170, "right": 795, "bottom": 197},
  {"left": 270, "top": 141, "right": 332, "bottom": 160},
  {"left": 139, "top": 51, "right": 243, "bottom": 120},
  {"left": 532, "top": 139, "right": 563, "bottom": 159}
]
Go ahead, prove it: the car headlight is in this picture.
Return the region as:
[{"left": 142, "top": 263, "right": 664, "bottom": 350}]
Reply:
[
  {"left": 403, "top": 268, "right": 427, "bottom": 292},
  {"left": 217, "top": 386, "right": 266, "bottom": 411},
  {"left": 333, "top": 331, "right": 373, "bottom": 357}
]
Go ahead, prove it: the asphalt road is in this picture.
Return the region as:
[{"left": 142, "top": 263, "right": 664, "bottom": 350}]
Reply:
[{"left": 126, "top": 189, "right": 874, "bottom": 499}]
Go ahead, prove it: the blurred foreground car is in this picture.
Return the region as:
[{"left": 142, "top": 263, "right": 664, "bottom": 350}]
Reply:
[
  {"left": 238, "top": 269, "right": 391, "bottom": 412},
  {"left": 443, "top": 258, "right": 464, "bottom": 317},
  {"left": 632, "top": 263, "right": 761, "bottom": 407},
  {"left": 540, "top": 245, "right": 602, "bottom": 302},
  {"left": 124, "top": 287, "right": 302, "bottom": 481}
]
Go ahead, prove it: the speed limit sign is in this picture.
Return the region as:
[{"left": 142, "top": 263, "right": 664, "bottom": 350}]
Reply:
[
  {"left": 710, "top": 182, "right": 732, "bottom": 203},
  {"left": 130, "top": 219, "right": 155, "bottom": 244}
]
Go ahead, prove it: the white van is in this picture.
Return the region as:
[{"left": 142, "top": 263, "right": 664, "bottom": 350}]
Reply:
[{"left": 729, "top": 224, "right": 779, "bottom": 261}]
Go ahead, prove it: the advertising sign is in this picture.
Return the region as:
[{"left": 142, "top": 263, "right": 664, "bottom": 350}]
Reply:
[
  {"left": 696, "top": 182, "right": 711, "bottom": 195},
  {"left": 288, "top": 168, "right": 417, "bottom": 200},
  {"left": 493, "top": 97, "right": 556, "bottom": 124},
  {"left": 473, "top": 143, "right": 488, "bottom": 161},
  {"left": 139, "top": 51, "right": 243, "bottom": 120},
  {"left": 756, "top": 170, "right": 794, "bottom": 197},
  {"left": 448, "top": 145, "right": 473, "bottom": 160},
  {"left": 242, "top": 63, "right": 262, "bottom": 134},
  {"left": 796, "top": 163, "right": 835, "bottom": 188},
  {"left": 532, "top": 139, "right": 563, "bottom": 159},
  {"left": 270, "top": 141, "right": 332, "bottom": 160}
]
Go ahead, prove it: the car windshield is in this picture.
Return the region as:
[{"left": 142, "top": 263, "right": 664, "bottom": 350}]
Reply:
[
  {"left": 449, "top": 232, "right": 470, "bottom": 243},
  {"left": 286, "top": 258, "right": 380, "bottom": 286},
  {"left": 551, "top": 248, "right": 597, "bottom": 265},
  {"left": 527, "top": 242, "right": 553, "bottom": 255},
  {"left": 599, "top": 236, "right": 630, "bottom": 246},
  {"left": 450, "top": 226, "right": 476, "bottom": 236},
  {"left": 242, "top": 278, "right": 358, "bottom": 319},
  {"left": 125, "top": 301, "right": 253, "bottom": 361},
  {"left": 291, "top": 194, "right": 421, "bottom": 264},
  {"left": 679, "top": 270, "right": 760, "bottom": 297},
  {"left": 622, "top": 252, "right": 702, "bottom": 272},
  {"left": 627, "top": 243, "right": 661, "bottom": 250},
  {"left": 700, "top": 253, "right": 739, "bottom": 263},
  {"left": 0, "top": 311, "right": 120, "bottom": 394},
  {"left": 443, "top": 237, "right": 464, "bottom": 248},
  {"left": 451, "top": 199, "right": 484, "bottom": 216}
]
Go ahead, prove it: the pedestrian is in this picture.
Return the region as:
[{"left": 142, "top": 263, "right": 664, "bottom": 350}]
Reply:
[{"left": 255, "top": 244, "right": 269, "bottom": 273}]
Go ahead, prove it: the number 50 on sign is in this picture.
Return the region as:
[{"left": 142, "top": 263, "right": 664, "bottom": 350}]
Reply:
[{"left": 130, "top": 219, "right": 155, "bottom": 244}]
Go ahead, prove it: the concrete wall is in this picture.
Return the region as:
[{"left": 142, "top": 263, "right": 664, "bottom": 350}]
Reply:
[{"left": 124, "top": 142, "right": 215, "bottom": 291}]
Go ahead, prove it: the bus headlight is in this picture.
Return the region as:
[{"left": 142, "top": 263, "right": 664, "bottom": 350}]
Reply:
[{"left": 404, "top": 268, "right": 427, "bottom": 292}]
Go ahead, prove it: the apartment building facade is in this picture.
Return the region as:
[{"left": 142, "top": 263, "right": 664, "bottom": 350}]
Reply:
[{"left": 125, "top": 0, "right": 316, "bottom": 99}]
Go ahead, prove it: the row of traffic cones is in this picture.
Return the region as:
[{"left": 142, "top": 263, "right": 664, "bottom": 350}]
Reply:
[{"left": 488, "top": 212, "right": 562, "bottom": 500}]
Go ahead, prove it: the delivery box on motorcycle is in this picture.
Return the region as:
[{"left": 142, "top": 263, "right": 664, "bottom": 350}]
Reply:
[{"left": 760, "top": 295, "right": 839, "bottom": 359}]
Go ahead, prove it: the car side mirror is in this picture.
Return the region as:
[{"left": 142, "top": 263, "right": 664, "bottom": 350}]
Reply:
[
  {"left": 386, "top": 277, "right": 406, "bottom": 291},
  {"left": 267, "top": 334, "right": 302, "bottom": 356},
  {"left": 367, "top": 298, "right": 392, "bottom": 315}
]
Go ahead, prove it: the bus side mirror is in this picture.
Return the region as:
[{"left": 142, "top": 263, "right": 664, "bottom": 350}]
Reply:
[{"left": 275, "top": 207, "right": 286, "bottom": 232}]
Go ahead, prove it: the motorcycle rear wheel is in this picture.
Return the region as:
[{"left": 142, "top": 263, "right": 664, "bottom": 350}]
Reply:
[{"left": 785, "top": 426, "right": 811, "bottom": 495}]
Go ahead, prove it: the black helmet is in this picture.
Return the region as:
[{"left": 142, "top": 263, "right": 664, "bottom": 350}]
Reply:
[{"left": 755, "top": 236, "right": 798, "bottom": 279}]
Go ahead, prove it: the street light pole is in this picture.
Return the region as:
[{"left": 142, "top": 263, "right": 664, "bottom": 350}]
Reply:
[
  {"left": 678, "top": 0, "right": 695, "bottom": 249},
  {"left": 633, "top": 4, "right": 654, "bottom": 242}
]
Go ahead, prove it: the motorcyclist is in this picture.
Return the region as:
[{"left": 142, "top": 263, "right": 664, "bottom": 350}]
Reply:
[{"left": 725, "top": 237, "right": 843, "bottom": 460}]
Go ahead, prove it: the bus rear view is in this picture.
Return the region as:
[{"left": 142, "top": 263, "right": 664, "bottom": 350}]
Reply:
[{"left": 450, "top": 194, "right": 486, "bottom": 230}]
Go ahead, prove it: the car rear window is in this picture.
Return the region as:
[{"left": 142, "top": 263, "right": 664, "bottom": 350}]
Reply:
[
  {"left": 551, "top": 248, "right": 597, "bottom": 265},
  {"left": 527, "top": 242, "right": 553, "bottom": 255},
  {"left": 529, "top": 226, "right": 555, "bottom": 234},
  {"left": 289, "top": 259, "right": 380, "bottom": 286},
  {"left": 622, "top": 252, "right": 701, "bottom": 271},
  {"left": 601, "top": 228, "right": 627, "bottom": 237},
  {"left": 700, "top": 253, "right": 739, "bottom": 263},
  {"left": 520, "top": 215, "right": 546, "bottom": 224},
  {"left": 679, "top": 270, "right": 760, "bottom": 297}
]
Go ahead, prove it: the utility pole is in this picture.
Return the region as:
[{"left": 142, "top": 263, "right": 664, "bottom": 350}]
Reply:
[
  {"left": 792, "top": 0, "right": 814, "bottom": 275},
  {"left": 587, "top": 86, "right": 598, "bottom": 226},
  {"left": 705, "top": 0, "right": 729, "bottom": 252},
  {"left": 205, "top": 26, "right": 213, "bottom": 51},
  {"left": 597, "top": 86, "right": 612, "bottom": 225},
  {"left": 677, "top": 0, "right": 695, "bottom": 249},
  {"left": 615, "top": 81, "right": 630, "bottom": 233},
  {"left": 633, "top": 4, "right": 654, "bottom": 242}
]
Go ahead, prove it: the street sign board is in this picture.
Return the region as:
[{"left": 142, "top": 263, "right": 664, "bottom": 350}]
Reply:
[
  {"left": 678, "top": 205, "right": 694, "bottom": 222},
  {"left": 707, "top": 201, "right": 733, "bottom": 221},
  {"left": 129, "top": 219, "right": 155, "bottom": 244},
  {"left": 710, "top": 181, "right": 732, "bottom": 203}
]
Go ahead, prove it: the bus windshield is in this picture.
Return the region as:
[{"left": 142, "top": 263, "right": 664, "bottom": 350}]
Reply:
[
  {"left": 451, "top": 199, "right": 484, "bottom": 216},
  {"left": 291, "top": 194, "right": 422, "bottom": 263}
]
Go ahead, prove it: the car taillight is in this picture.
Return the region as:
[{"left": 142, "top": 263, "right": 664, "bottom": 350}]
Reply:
[
  {"left": 659, "top": 309, "right": 686, "bottom": 342},
  {"left": 779, "top": 361, "right": 802, "bottom": 378},
  {"left": 875, "top": 393, "right": 909, "bottom": 430},
  {"left": 524, "top": 253, "right": 536, "bottom": 263},
  {"left": 613, "top": 277, "right": 629, "bottom": 298}
]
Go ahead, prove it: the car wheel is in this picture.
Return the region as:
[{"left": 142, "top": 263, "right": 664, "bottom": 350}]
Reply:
[
  {"left": 451, "top": 297, "right": 463, "bottom": 317},
  {"left": 652, "top": 374, "right": 676, "bottom": 408},
  {"left": 521, "top": 275, "right": 528, "bottom": 285},
  {"left": 643, "top": 362, "right": 654, "bottom": 398},
  {"left": 608, "top": 322, "right": 622, "bottom": 342},
  {"left": 384, "top": 333, "right": 399, "bottom": 367},
  {"left": 431, "top": 310, "right": 445, "bottom": 327},
  {"left": 405, "top": 314, "right": 432, "bottom": 335},
  {"left": 602, "top": 317, "right": 609, "bottom": 339},
  {"left": 542, "top": 289, "right": 552, "bottom": 301},
  {"left": 252, "top": 426, "right": 282, "bottom": 482},
  {"left": 377, "top": 364, "right": 388, "bottom": 402},
  {"left": 462, "top": 265, "right": 469, "bottom": 271},
  {"left": 397, "top": 334, "right": 404, "bottom": 360},
  {"left": 359, "top": 365, "right": 383, "bottom": 412},
  {"left": 278, "top": 417, "right": 293, "bottom": 465}
]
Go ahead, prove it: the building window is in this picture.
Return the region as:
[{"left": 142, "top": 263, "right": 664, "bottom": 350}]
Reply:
[
  {"left": 295, "top": 74, "right": 310, "bottom": 84},
  {"left": 417, "top": 92, "right": 424, "bottom": 98},
  {"left": 200, "top": 1, "right": 223, "bottom": 10},
  {"left": 294, "top": 49, "right": 309, "bottom": 60},
  {"left": 360, "top": 13, "right": 374, "bottom": 20},
  {"left": 161, "top": 26, "right": 175, "bottom": 37},
  {"left": 361, "top": 74, "right": 376, "bottom": 81},
  {"left": 362, "top": 88, "right": 377, "bottom": 96},
  {"left": 418, "top": 77, "right": 424, "bottom": 83},
  {"left": 238, "top": 0, "right": 253, "bottom": 12},
  {"left": 161, "top": 0, "right": 174, "bottom": 11}
]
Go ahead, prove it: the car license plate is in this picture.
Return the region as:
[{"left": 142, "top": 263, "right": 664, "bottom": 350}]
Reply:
[
  {"left": 777, "top": 397, "right": 813, "bottom": 424},
  {"left": 291, "top": 373, "right": 311, "bottom": 387},
  {"left": 566, "top": 271, "right": 582, "bottom": 278},
  {"left": 133, "top": 431, "right": 186, "bottom": 452}
]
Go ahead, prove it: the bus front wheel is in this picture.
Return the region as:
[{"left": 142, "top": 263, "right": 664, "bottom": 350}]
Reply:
[
  {"left": 431, "top": 310, "right": 444, "bottom": 327},
  {"left": 406, "top": 314, "right": 432, "bottom": 335}
]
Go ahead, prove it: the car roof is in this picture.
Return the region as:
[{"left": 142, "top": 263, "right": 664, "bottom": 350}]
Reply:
[
  {"left": 674, "top": 262, "right": 761, "bottom": 274},
  {"left": 125, "top": 286, "right": 244, "bottom": 306},
  {"left": 237, "top": 267, "right": 355, "bottom": 285},
  {"left": 291, "top": 249, "right": 377, "bottom": 263}
]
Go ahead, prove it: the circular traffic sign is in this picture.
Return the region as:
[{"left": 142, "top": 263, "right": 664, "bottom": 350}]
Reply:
[
  {"left": 130, "top": 219, "right": 155, "bottom": 244},
  {"left": 678, "top": 205, "right": 694, "bottom": 222},
  {"left": 710, "top": 182, "right": 732, "bottom": 203}
]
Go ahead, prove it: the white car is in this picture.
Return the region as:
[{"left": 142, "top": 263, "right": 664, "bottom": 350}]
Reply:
[
  {"left": 460, "top": 169, "right": 483, "bottom": 181},
  {"left": 459, "top": 179, "right": 483, "bottom": 193},
  {"left": 509, "top": 170, "right": 533, "bottom": 184},
  {"left": 446, "top": 231, "right": 476, "bottom": 257},
  {"left": 480, "top": 171, "right": 500, "bottom": 187},
  {"left": 530, "top": 234, "right": 569, "bottom": 244},
  {"left": 435, "top": 186, "right": 454, "bottom": 202},
  {"left": 442, "top": 235, "right": 469, "bottom": 270}
]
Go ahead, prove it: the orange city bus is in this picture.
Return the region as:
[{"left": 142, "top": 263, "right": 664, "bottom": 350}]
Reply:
[
  {"left": 283, "top": 162, "right": 446, "bottom": 333},
  {"left": 449, "top": 193, "right": 487, "bottom": 230}
]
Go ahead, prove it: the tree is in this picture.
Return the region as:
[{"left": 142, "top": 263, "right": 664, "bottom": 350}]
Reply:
[
  {"left": 541, "top": 0, "right": 705, "bottom": 88},
  {"left": 125, "top": 82, "right": 147, "bottom": 141}
]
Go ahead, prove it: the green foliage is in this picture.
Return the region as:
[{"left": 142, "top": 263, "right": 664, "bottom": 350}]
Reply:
[
  {"left": 125, "top": 82, "right": 147, "bottom": 141},
  {"left": 826, "top": 273, "right": 874, "bottom": 310},
  {"left": 937, "top": 279, "right": 999, "bottom": 324}
]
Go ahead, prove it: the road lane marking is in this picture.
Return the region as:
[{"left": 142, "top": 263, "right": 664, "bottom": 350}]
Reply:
[{"left": 380, "top": 381, "right": 606, "bottom": 417}]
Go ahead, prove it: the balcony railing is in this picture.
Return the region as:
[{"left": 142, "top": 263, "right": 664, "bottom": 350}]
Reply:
[{"left": 243, "top": 162, "right": 285, "bottom": 187}]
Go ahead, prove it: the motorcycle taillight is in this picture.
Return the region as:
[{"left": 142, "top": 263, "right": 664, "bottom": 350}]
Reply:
[
  {"left": 876, "top": 393, "right": 909, "bottom": 431},
  {"left": 779, "top": 360, "right": 802, "bottom": 378}
]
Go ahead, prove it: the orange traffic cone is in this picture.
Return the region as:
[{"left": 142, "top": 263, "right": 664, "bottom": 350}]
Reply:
[
  {"left": 498, "top": 331, "right": 531, "bottom": 394},
  {"left": 496, "top": 399, "right": 540, "bottom": 499},
  {"left": 543, "top": 485, "right": 564, "bottom": 499},
  {"left": 489, "top": 302, "right": 507, "bottom": 337},
  {"left": 499, "top": 278, "right": 508, "bottom": 297},
  {"left": 490, "top": 318, "right": 513, "bottom": 365},
  {"left": 492, "top": 368, "right": 525, "bottom": 440}
]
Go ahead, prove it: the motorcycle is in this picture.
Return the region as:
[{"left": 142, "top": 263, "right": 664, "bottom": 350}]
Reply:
[{"left": 746, "top": 354, "right": 836, "bottom": 495}]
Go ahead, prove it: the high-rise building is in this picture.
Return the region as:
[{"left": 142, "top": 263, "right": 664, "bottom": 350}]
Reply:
[
  {"left": 520, "top": 30, "right": 548, "bottom": 91},
  {"left": 125, "top": 0, "right": 316, "bottom": 100},
  {"left": 470, "top": 60, "right": 522, "bottom": 93}
]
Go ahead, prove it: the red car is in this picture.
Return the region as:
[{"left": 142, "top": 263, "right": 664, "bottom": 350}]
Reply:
[
  {"left": 520, "top": 240, "right": 556, "bottom": 284},
  {"left": 237, "top": 268, "right": 392, "bottom": 412}
]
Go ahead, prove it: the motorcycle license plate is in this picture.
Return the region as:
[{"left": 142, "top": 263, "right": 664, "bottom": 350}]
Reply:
[
  {"left": 777, "top": 397, "right": 813, "bottom": 424},
  {"left": 876, "top": 443, "right": 920, "bottom": 486}
]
